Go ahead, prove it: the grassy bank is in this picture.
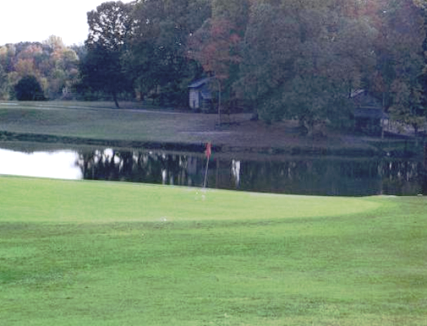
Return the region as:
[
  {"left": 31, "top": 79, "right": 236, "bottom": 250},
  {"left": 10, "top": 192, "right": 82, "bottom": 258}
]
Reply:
[
  {"left": 1, "top": 176, "right": 426, "bottom": 325},
  {"left": 0, "top": 101, "right": 192, "bottom": 142},
  {"left": 0, "top": 101, "right": 384, "bottom": 156}
]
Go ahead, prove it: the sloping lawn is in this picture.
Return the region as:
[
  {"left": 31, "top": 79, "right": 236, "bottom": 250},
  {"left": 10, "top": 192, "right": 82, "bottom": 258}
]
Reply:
[
  {"left": 0, "top": 176, "right": 426, "bottom": 325},
  {"left": 0, "top": 101, "right": 378, "bottom": 154}
]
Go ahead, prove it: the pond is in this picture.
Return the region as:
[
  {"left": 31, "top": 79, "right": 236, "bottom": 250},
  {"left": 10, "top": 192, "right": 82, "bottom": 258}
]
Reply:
[{"left": 0, "top": 145, "right": 426, "bottom": 196}]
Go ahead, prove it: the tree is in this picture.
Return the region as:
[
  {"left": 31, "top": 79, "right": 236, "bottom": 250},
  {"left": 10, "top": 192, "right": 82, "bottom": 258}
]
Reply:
[
  {"left": 0, "top": 64, "right": 8, "bottom": 99},
  {"left": 389, "top": 80, "right": 426, "bottom": 137},
  {"left": 236, "top": 1, "right": 376, "bottom": 133},
  {"left": 187, "top": 16, "right": 243, "bottom": 123},
  {"left": 0, "top": 40, "right": 81, "bottom": 100},
  {"left": 126, "top": 0, "right": 211, "bottom": 106},
  {"left": 185, "top": 0, "right": 249, "bottom": 122},
  {"left": 80, "top": 1, "right": 135, "bottom": 108},
  {"left": 86, "top": 1, "right": 134, "bottom": 50},
  {"left": 14, "top": 58, "right": 36, "bottom": 77},
  {"left": 79, "top": 44, "right": 133, "bottom": 106},
  {"left": 14, "top": 75, "right": 46, "bottom": 101},
  {"left": 212, "top": 0, "right": 250, "bottom": 29},
  {"left": 366, "top": 0, "right": 426, "bottom": 137},
  {"left": 0, "top": 44, "right": 16, "bottom": 73},
  {"left": 43, "top": 35, "right": 66, "bottom": 51}
]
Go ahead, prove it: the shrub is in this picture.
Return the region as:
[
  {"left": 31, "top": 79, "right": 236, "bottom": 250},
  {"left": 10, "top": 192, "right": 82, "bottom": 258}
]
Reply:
[{"left": 14, "top": 75, "right": 46, "bottom": 101}]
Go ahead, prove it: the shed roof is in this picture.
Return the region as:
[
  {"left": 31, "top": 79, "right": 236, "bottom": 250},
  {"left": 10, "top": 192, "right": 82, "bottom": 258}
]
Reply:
[
  {"left": 188, "top": 77, "right": 213, "bottom": 89},
  {"left": 350, "top": 89, "right": 382, "bottom": 109}
]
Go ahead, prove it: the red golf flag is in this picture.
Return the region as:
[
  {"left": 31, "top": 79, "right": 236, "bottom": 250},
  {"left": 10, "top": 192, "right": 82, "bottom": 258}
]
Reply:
[{"left": 205, "top": 142, "right": 212, "bottom": 158}]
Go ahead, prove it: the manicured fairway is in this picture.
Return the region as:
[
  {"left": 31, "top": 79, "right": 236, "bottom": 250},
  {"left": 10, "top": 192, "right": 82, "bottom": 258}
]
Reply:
[{"left": 0, "top": 176, "right": 426, "bottom": 325}]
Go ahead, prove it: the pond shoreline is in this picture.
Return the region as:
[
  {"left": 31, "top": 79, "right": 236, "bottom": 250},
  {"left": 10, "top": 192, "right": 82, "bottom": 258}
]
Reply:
[
  {"left": 0, "top": 101, "right": 424, "bottom": 159},
  {"left": 0, "top": 130, "right": 385, "bottom": 158}
]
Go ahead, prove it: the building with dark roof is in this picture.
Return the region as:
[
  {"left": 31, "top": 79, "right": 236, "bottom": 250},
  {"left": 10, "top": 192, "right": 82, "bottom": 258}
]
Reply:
[
  {"left": 351, "top": 89, "right": 388, "bottom": 135},
  {"left": 188, "top": 77, "right": 214, "bottom": 112}
]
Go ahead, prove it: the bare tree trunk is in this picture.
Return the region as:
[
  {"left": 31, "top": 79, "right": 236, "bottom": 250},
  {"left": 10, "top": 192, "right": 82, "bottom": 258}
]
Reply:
[
  {"left": 217, "top": 80, "right": 222, "bottom": 126},
  {"left": 413, "top": 124, "right": 419, "bottom": 147},
  {"left": 424, "top": 142, "right": 427, "bottom": 169},
  {"left": 113, "top": 92, "right": 120, "bottom": 109},
  {"left": 381, "top": 92, "right": 385, "bottom": 139}
]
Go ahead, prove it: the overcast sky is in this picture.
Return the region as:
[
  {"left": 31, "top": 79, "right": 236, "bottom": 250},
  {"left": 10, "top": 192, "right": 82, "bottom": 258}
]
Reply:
[{"left": 0, "top": 0, "right": 133, "bottom": 46}]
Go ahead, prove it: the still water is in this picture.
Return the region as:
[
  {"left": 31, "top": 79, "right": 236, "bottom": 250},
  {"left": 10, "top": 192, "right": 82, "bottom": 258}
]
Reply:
[{"left": 0, "top": 146, "right": 426, "bottom": 196}]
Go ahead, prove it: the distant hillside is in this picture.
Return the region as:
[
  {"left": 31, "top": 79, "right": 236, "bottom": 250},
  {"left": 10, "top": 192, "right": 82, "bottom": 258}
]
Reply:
[{"left": 0, "top": 36, "right": 81, "bottom": 100}]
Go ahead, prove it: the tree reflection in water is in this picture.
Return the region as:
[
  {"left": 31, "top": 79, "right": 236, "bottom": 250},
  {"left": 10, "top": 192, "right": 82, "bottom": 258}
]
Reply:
[
  {"left": 76, "top": 148, "right": 427, "bottom": 196},
  {"left": 78, "top": 149, "right": 205, "bottom": 187}
]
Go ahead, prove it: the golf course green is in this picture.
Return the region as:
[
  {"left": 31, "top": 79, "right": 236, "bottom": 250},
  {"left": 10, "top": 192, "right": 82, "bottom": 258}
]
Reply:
[{"left": 0, "top": 176, "right": 426, "bottom": 325}]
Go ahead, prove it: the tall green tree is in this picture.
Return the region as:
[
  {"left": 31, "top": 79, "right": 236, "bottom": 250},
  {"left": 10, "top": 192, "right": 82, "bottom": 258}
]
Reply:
[
  {"left": 236, "top": 1, "right": 376, "bottom": 132},
  {"left": 80, "top": 1, "right": 135, "bottom": 108},
  {"left": 126, "top": 0, "right": 211, "bottom": 105},
  {"left": 86, "top": 1, "right": 134, "bottom": 50},
  {"left": 367, "top": 0, "right": 426, "bottom": 137},
  {"left": 14, "top": 75, "right": 46, "bottom": 101},
  {"left": 79, "top": 44, "right": 133, "bottom": 107}
]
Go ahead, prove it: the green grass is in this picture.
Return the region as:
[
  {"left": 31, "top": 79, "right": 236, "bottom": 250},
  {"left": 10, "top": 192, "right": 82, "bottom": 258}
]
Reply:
[
  {"left": 0, "top": 101, "right": 219, "bottom": 144},
  {"left": 0, "top": 101, "right": 383, "bottom": 155},
  {"left": 1, "top": 176, "right": 426, "bottom": 325}
]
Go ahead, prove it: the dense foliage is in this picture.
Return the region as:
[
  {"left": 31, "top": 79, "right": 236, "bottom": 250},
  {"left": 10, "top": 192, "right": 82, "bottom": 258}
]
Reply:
[
  {"left": 78, "top": 1, "right": 135, "bottom": 108},
  {"left": 0, "top": 36, "right": 79, "bottom": 100},
  {"left": 76, "top": 0, "right": 427, "bottom": 132},
  {"left": 14, "top": 75, "right": 46, "bottom": 101}
]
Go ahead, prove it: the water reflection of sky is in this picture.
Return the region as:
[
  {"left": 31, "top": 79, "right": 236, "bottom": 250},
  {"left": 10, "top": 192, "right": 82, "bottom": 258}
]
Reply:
[
  {"left": 0, "top": 149, "right": 82, "bottom": 180},
  {"left": 0, "top": 146, "right": 424, "bottom": 195}
]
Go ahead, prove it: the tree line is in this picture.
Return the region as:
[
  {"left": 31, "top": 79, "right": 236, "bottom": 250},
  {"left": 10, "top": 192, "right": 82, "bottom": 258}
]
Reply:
[
  {"left": 1, "top": 0, "right": 427, "bottom": 134},
  {"left": 0, "top": 36, "right": 80, "bottom": 100}
]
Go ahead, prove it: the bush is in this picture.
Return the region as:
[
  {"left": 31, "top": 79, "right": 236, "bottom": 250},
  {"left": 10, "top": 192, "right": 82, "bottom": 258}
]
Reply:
[{"left": 14, "top": 75, "right": 46, "bottom": 101}]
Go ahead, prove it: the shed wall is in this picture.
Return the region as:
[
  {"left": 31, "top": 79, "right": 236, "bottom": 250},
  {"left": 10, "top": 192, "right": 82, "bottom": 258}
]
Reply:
[{"left": 189, "top": 89, "right": 200, "bottom": 109}]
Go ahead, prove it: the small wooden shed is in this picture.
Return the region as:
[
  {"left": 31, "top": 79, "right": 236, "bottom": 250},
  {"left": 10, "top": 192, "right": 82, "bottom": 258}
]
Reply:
[
  {"left": 351, "top": 89, "right": 388, "bottom": 135},
  {"left": 188, "top": 77, "right": 214, "bottom": 112}
]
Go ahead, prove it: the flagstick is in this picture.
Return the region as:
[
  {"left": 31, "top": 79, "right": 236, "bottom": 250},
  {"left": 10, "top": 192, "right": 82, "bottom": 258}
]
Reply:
[{"left": 203, "top": 156, "right": 209, "bottom": 188}]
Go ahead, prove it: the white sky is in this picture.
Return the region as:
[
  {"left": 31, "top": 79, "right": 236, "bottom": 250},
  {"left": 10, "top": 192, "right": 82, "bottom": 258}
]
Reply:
[{"left": 0, "top": 0, "right": 133, "bottom": 46}]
